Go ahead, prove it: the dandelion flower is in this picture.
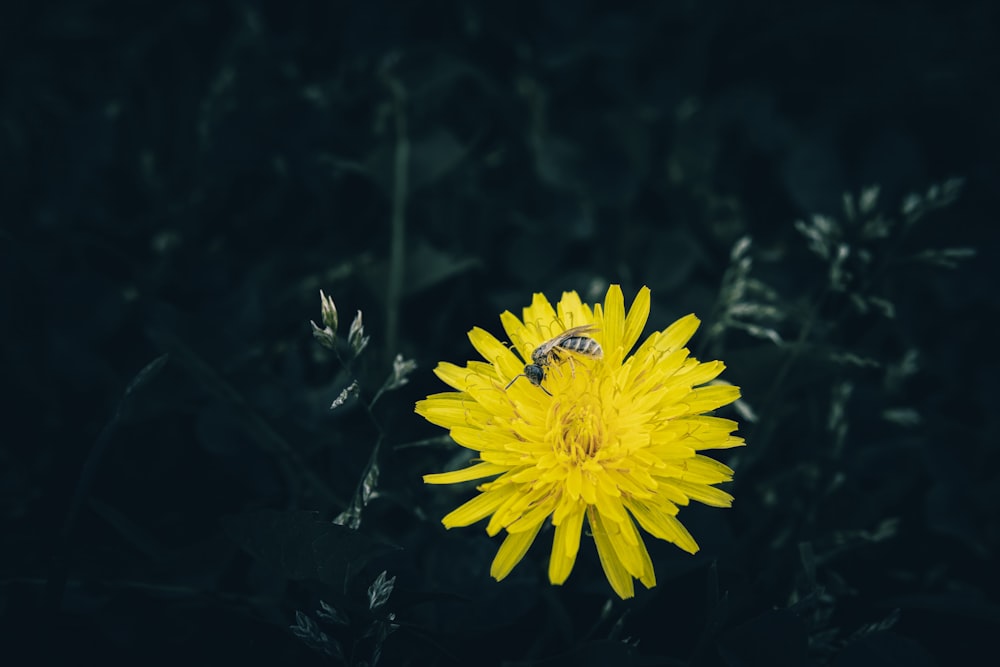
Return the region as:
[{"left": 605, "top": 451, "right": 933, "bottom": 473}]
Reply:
[{"left": 416, "top": 285, "right": 744, "bottom": 599}]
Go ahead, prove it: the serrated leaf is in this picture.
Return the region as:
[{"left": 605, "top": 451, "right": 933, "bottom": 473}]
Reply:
[{"left": 368, "top": 570, "right": 396, "bottom": 611}]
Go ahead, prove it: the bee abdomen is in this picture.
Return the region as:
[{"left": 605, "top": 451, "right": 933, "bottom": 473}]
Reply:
[{"left": 559, "top": 336, "right": 603, "bottom": 357}]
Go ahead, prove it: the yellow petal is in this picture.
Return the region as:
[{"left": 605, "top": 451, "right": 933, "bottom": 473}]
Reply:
[
  {"left": 601, "top": 284, "right": 626, "bottom": 366},
  {"left": 611, "top": 516, "right": 656, "bottom": 587},
  {"left": 499, "top": 310, "right": 534, "bottom": 364},
  {"left": 593, "top": 490, "right": 630, "bottom": 526},
  {"left": 675, "top": 360, "right": 726, "bottom": 388},
  {"left": 601, "top": 515, "right": 644, "bottom": 577},
  {"left": 679, "top": 416, "right": 746, "bottom": 450},
  {"left": 682, "top": 384, "right": 741, "bottom": 414},
  {"left": 622, "top": 286, "right": 651, "bottom": 354},
  {"left": 432, "top": 361, "right": 476, "bottom": 391},
  {"left": 485, "top": 483, "right": 531, "bottom": 535},
  {"left": 441, "top": 485, "right": 516, "bottom": 528},
  {"left": 678, "top": 455, "right": 736, "bottom": 484},
  {"left": 556, "top": 290, "right": 591, "bottom": 329},
  {"left": 589, "top": 507, "right": 634, "bottom": 599},
  {"left": 423, "top": 462, "right": 507, "bottom": 485},
  {"left": 566, "top": 465, "right": 583, "bottom": 500},
  {"left": 549, "top": 504, "right": 586, "bottom": 584},
  {"left": 523, "top": 292, "right": 559, "bottom": 338},
  {"left": 684, "top": 415, "right": 741, "bottom": 437},
  {"left": 415, "top": 394, "right": 491, "bottom": 431},
  {"left": 579, "top": 471, "right": 598, "bottom": 505},
  {"left": 490, "top": 521, "right": 544, "bottom": 581},
  {"left": 468, "top": 326, "right": 523, "bottom": 380},
  {"left": 660, "top": 314, "right": 700, "bottom": 352},
  {"left": 624, "top": 498, "right": 700, "bottom": 554},
  {"left": 551, "top": 491, "right": 581, "bottom": 525},
  {"left": 663, "top": 478, "right": 735, "bottom": 507},
  {"left": 507, "top": 494, "right": 558, "bottom": 533},
  {"left": 479, "top": 449, "right": 532, "bottom": 467},
  {"left": 448, "top": 425, "right": 516, "bottom": 451}
]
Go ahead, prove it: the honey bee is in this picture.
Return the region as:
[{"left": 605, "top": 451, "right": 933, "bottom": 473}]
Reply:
[{"left": 505, "top": 325, "right": 602, "bottom": 395}]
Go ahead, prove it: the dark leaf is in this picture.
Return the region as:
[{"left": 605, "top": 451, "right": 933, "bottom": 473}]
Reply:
[
  {"left": 830, "top": 632, "right": 936, "bottom": 667},
  {"left": 502, "top": 639, "right": 643, "bottom": 667},
  {"left": 222, "top": 509, "right": 399, "bottom": 587},
  {"left": 317, "top": 600, "right": 350, "bottom": 626},
  {"left": 367, "top": 570, "right": 396, "bottom": 611},
  {"left": 363, "top": 238, "right": 481, "bottom": 299},
  {"left": 719, "top": 609, "right": 808, "bottom": 667}
]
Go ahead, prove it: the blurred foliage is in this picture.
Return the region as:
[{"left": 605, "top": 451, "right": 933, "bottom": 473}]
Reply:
[{"left": 2, "top": 0, "right": 998, "bottom": 665}]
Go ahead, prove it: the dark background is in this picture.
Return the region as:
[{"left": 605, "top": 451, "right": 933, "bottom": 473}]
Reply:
[{"left": 2, "top": 1, "right": 998, "bottom": 665}]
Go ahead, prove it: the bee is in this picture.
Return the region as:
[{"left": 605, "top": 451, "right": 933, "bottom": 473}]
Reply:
[{"left": 505, "top": 325, "right": 602, "bottom": 395}]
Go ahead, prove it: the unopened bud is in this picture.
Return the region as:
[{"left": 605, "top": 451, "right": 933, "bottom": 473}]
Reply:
[
  {"left": 387, "top": 354, "right": 416, "bottom": 390},
  {"left": 319, "top": 289, "right": 339, "bottom": 334},
  {"left": 311, "top": 320, "right": 338, "bottom": 350},
  {"left": 348, "top": 310, "right": 370, "bottom": 357}
]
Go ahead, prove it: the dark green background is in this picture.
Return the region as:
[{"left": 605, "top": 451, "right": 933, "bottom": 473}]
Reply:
[{"left": 2, "top": 1, "right": 998, "bottom": 665}]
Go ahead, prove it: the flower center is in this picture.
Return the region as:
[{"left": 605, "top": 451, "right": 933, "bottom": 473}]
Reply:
[{"left": 553, "top": 395, "right": 605, "bottom": 461}]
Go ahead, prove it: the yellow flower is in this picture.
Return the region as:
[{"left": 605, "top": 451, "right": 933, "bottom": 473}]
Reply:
[{"left": 416, "top": 285, "right": 744, "bottom": 599}]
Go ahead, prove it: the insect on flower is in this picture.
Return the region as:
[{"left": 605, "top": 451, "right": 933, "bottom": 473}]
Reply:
[
  {"left": 416, "top": 285, "right": 744, "bottom": 599},
  {"left": 504, "top": 324, "right": 602, "bottom": 395}
]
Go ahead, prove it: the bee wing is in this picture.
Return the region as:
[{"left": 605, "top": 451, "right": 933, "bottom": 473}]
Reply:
[
  {"left": 559, "top": 324, "right": 599, "bottom": 338},
  {"left": 531, "top": 325, "right": 600, "bottom": 366},
  {"left": 535, "top": 324, "right": 597, "bottom": 354}
]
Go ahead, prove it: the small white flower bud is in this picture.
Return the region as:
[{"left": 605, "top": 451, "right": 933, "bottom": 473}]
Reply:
[
  {"left": 319, "top": 289, "right": 339, "bottom": 334},
  {"left": 348, "top": 310, "right": 370, "bottom": 357}
]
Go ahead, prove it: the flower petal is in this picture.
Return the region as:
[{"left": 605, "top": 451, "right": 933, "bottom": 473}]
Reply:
[
  {"left": 675, "top": 360, "right": 726, "bottom": 388},
  {"left": 675, "top": 455, "right": 735, "bottom": 485},
  {"left": 523, "top": 292, "right": 559, "bottom": 338},
  {"left": 556, "top": 290, "right": 591, "bottom": 329},
  {"left": 663, "top": 478, "right": 735, "bottom": 507},
  {"left": 660, "top": 314, "right": 700, "bottom": 352},
  {"left": 499, "top": 310, "right": 534, "bottom": 364},
  {"left": 593, "top": 490, "right": 630, "bottom": 525},
  {"left": 589, "top": 507, "right": 635, "bottom": 599},
  {"left": 490, "top": 521, "right": 544, "bottom": 581},
  {"left": 682, "top": 384, "right": 741, "bottom": 414},
  {"left": 415, "top": 394, "right": 492, "bottom": 431},
  {"left": 506, "top": 492, "right": 558, "bottom": 533},
  {"left": 622, "top": 286, "right": 651, "bottom": 354},
  {"left": 432, "top": 361, "right": 478, "bottom": 391},
  {"left": 442, "top": 485, "right": 517, "bottom": 528},
  {"left": 600, "top": 284, "right": 626, "bottom": 366},
  {"left": 448, "top": 425, "right": 517, "bottom": 451},
  {"left": 468, "top": 327, "right": 523, "bottom": 379},
  {"left": 624, "top": 498, "right": 700, "bottom": 554},
  {"left": 423, "top": 462, "right": 507, "bottom": 485},
  {"left": 613, "top": 516, "right": 656, "bottom": 588},
  {"left": 549, "top": 504, "right": 586, "bottom": 585}
]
